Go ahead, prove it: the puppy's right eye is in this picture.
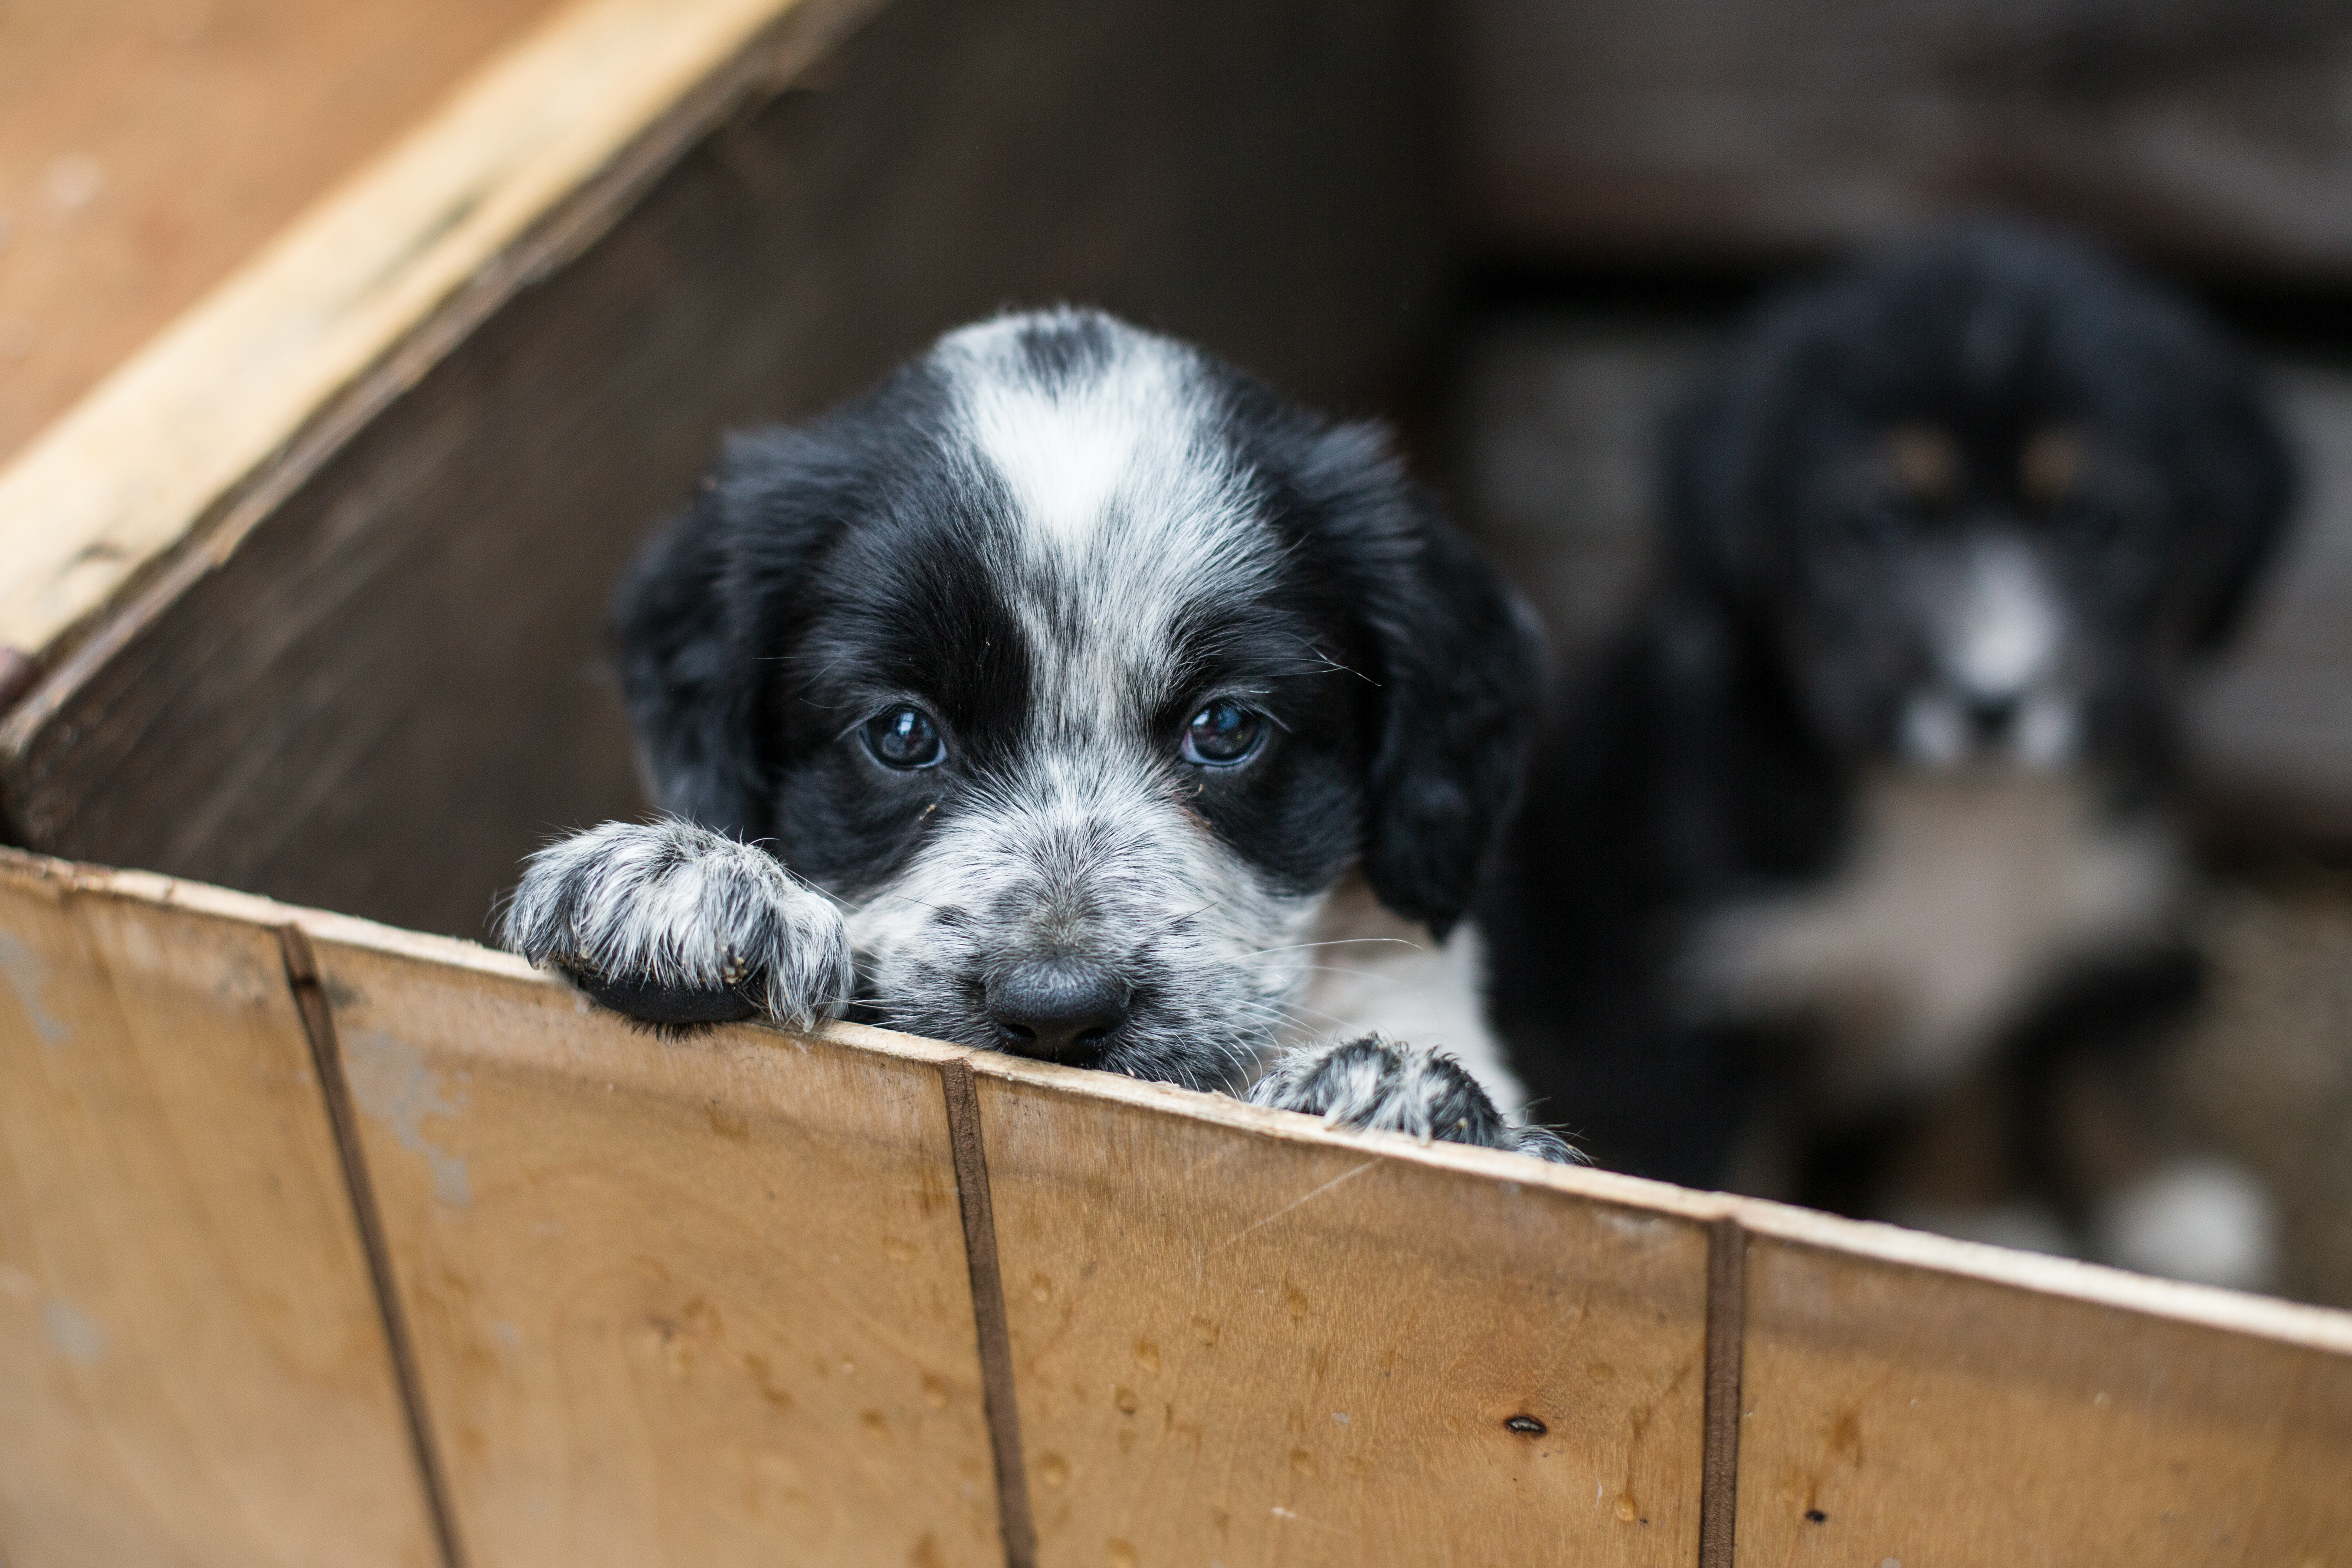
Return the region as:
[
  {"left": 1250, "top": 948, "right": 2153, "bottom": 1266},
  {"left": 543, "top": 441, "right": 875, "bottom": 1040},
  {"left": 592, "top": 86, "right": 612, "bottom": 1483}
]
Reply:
[{"left": 861, "top": 707, "right": 944, "bottom": 769}]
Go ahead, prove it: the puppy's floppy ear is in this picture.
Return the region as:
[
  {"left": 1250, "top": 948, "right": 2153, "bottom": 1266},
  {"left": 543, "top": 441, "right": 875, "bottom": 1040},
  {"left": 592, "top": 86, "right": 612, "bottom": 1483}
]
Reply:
[
  {"left": 611, "top": 427, "right": 848, "bottom": 836},
  {"left": 2169, "top": 351, "right": 2296, "bottom": 655},
  {"left": 1301, "top": 425, "right": 1546, "bottom": 939}
]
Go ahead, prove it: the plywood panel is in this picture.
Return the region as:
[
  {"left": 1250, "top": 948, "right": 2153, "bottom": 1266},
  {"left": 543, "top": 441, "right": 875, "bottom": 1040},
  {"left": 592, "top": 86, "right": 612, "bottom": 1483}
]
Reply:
[
  {"left": 1464, "top": 0, "right": 2352, "bottom": 283},
  {"left": 967, "top": 1054, "right": 1713, "bottom": 1568},
  {"left": 0, "top": 0, "right": 1441, "bottom": 941},
  {"left": 306, "top": 925, "right": 1003, "bottom": 1568},
  {"left": 1732, "top": 1221, "right": 2352, "bottom": 1566},
  {"left": 0, "top": 851, "right": 439, "bottom": 1568},
  {"left": 0, "top": 0, "right": 563, "bottom": 465}
]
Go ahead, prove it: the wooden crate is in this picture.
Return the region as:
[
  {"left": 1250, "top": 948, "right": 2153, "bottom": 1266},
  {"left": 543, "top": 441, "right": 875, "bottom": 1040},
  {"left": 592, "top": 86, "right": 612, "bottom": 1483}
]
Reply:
[
  {"left": 5, "top": 846, "right": 2348, "bottom": 1566},
  {"left": 3, "top": 2, "right": 2350, "bottom": 1565}
]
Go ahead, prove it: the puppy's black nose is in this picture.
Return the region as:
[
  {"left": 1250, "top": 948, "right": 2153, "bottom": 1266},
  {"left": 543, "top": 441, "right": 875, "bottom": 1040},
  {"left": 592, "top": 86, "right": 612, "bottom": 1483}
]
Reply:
[
  {"left": 1965, "top": 692, "right": 2020, "bottom": 742},
  {"left": 986, "top": 959, "right": 1130, "bottom": 1068}
]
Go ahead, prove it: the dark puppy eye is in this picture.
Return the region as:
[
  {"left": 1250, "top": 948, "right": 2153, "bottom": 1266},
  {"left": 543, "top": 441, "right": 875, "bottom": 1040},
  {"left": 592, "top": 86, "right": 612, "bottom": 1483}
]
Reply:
[
  {"left": 861, "top": 706, "right": 944, "bottom": 769},
  {"left": 1181, "top": 701, "right": 1266, "bottom": 767}
]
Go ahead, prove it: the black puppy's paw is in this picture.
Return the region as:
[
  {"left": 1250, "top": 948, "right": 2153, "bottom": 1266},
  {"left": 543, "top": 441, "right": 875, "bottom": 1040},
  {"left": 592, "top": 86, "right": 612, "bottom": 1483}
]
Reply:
[
  {"left": 501, "top": 818, "right": 852, "bottom": 1032},
  {"left": 1248, "top": 1036, "right": 1582, "bottom": 1162}
]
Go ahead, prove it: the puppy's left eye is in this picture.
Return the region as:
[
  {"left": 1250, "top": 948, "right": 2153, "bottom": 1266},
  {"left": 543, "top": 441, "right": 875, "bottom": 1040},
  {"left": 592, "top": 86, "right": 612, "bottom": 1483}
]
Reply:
[
  {"left": 1181, "top": 701, "right": 1266, "bottom": 767},
  {"left": 862, "top": 706, "right": 944, "bottom": 769}
]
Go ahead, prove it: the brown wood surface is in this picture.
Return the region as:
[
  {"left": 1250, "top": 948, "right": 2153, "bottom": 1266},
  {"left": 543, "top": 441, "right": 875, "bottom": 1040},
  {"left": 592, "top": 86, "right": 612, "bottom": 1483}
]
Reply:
[
  {"left": 0, "top": 850, "right": 439, "bottom": 1568},
  {"left": 1732, "top": 1221, "right": 2352, "bottom": 1566},
  {"left": 0, "top": 0, "right": 1443, "bottom": 941},
  {"left": 7, "top": 851, "right": 2352, "bottom": 1561},
  {"left": 1463, "top": 0, "right": 2352, "bottom": 282},
  {"left": 0, "top": 0, "right": 561, "bottom": 466},
  {"left": 0, "top": 0, "right": 846, "bottom": 674},
  {"left": 304, "top": 922, "right": 1004, "bottom": 1568},
  {"left": 966, "top": 1051, "right": 1713, "bottom": 1568}
]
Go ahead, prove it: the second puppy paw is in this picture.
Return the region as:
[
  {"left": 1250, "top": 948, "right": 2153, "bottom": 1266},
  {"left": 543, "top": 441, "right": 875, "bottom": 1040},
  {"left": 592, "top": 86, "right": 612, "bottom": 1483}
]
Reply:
[{"left": 1248, "top": 1036, "right": 1581, "bottom": 1162}]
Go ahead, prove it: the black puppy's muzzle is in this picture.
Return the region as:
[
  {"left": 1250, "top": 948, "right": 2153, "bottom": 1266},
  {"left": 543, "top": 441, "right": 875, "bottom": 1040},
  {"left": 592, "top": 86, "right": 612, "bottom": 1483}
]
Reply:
[{"left": 985, "top": 957, "right": 1132, "bottom": 1068}]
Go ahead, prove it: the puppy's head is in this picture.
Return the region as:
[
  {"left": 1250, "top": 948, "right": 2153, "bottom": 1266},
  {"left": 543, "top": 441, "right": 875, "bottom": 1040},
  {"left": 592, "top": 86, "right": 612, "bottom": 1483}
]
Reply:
[
  {"left": 1668, "top": 226, "right": 2293, "bottom": 774},
  {"left": 613, "top": 308, "right": 1539, "bottom": 1086}
]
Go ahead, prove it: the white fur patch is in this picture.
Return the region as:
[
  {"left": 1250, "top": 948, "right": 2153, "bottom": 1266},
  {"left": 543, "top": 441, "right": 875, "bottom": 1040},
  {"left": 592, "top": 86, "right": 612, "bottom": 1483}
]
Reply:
[
  {"left": 937, "top": 311, "right": 1274, "bottom": 736},
  {"left": 1690, "top": 772, "right": 2180, "bottom": 1106},
  {"left": 1943, "top": 537, "right": 2059, "bottom": 698},
  {"left": 2093, "top": 1156, "right": 2279, "bottom": 1291},
  {"left": 1284, "top": 876, "right": 1529, "bottom": 1117}
]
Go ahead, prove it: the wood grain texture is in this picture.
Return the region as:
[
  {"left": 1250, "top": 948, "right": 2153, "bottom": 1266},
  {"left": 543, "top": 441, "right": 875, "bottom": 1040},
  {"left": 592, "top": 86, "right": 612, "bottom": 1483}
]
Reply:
[
  {"left": 304, "top": 926, "right": 1004, "bottom": 1568},
  {"left": 0, "top": 850, "right": 438, "bottom": 1568},
  {"left": 0, "top": 0, "right": 1442, "bottom": 940},
  {"left": 0, "top": 0, "right": 562, "bottom": 467},
  {"left": 966, "top": 1051, "right": 1713, "bottom": 1568},
  {"left": 0, "top": 0, "right": 860, "bottom": 668},
  {"left": 1732, "top": 1222, "right": 2352, "bottom": 1566},
  {"left": 1463, "top": 0, "right": 2352, "bottom": 282}
]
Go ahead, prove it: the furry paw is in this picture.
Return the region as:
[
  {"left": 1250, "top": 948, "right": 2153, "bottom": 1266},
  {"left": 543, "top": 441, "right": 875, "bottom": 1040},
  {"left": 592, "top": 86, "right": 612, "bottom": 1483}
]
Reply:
[
  {"left": 1247, "top": 1036, "right": 1582, "bottom": 1162},
  {"left": 501, "top": 818, "right": 853, "bottom": 1031}
]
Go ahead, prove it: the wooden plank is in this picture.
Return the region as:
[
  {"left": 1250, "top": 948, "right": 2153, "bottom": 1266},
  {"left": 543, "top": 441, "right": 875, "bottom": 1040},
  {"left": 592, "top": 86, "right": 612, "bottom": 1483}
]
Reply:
[
  {"left": 1729, "top": 1208, "right": 2352, "bottom": 1565},
  {"left": 0, "top": 0, "right": 873, "bottom": 672},
  {"left": 302, "top": 920, "right": 1005, "bottom": 1568},
  {"left": 965, "top": 1051, "right": 1714, "bottom": 1568},
  {"left": 0, "top": 850, "right": 439, "bottom": 1568},
  {"left": 0, "top": 0, "right": 1442, "bottom": 940},
  {"left": 0, "top": 0, "right": 563, "bottom": 466},
  {"left": 1463, "top": 0, "right": 2352, "bottom": 283}
]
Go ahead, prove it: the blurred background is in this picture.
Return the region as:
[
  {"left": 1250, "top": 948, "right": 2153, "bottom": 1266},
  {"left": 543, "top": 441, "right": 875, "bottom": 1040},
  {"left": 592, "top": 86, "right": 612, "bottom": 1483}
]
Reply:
[{"left": 3, "top": 0, "right": 2349, "bottom": 1305}]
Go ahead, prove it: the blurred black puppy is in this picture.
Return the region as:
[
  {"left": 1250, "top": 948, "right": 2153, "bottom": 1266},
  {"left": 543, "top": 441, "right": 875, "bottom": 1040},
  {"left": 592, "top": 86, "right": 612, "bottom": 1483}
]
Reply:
[
  {"left": 1483, "top": 229, "right": 2294, "bottom": 1276},
  {"left": 504, "top": 308, "right": 1569, "bottom": 1159}
]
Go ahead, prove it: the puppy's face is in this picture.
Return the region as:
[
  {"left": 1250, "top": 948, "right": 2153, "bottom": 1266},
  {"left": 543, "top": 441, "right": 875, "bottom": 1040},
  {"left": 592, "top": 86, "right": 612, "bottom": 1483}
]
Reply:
[
  {"left": 617, "top": 311, "right": 1537, "bottom": 1088},
  {"left": 1680, "top": 232, "right": 2293, "bottom": 777}
]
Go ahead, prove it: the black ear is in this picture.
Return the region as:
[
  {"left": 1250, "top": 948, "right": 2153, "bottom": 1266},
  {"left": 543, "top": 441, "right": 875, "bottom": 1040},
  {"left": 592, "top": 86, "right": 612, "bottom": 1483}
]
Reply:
[
  {"left": 2171, "top": 353, "right": 2296, "bottom": 655},
  {"left": 1300, "top": 425, "right": 1547, "bottom": 938},
  {"left": 610, "top": 428, "right": 848, "bottom": 836}
]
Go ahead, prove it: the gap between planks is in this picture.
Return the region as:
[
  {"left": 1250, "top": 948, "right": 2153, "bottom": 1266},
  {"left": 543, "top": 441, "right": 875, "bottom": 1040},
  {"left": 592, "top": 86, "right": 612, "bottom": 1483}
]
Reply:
[
  {"left": 1698, "top": 1216, "right": 1746, "bottom": 1568},
  {"left": 276, "top": 923, "right": 471, "bottom": 1568},
  {"left": 939, "top": 1057, "right": 1040, "bottom": 1568}
]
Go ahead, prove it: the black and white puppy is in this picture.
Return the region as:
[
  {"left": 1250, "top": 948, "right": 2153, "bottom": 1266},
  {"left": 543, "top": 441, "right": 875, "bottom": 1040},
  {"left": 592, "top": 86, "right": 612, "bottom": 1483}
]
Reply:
[
  {"left": 1482, "top": 229, "right": 2294, "bottom": 1274},
  {"left": 504, "top": 307, "right": 1568, "bottom": 1159}
]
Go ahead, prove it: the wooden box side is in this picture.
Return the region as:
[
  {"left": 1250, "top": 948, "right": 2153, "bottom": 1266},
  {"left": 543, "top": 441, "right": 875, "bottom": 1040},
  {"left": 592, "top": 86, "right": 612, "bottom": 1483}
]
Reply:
[
  {"left": 302, "top": 930, "right": 1005, "bottom": 1568},
  {"left": 0, "top": 849, "right": 440, "bottom": 1568},
  {"left": 962, "top": 1052, "right": 1714, "bottom": 1568}
]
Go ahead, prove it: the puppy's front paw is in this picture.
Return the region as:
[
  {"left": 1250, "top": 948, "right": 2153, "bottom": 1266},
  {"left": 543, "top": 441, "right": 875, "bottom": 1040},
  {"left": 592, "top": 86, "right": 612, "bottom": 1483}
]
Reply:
[
  {"left": 501, "top": 818, "right": 852, "bottom": 1031},
  {"left": 1247, "top": 1036, "right": 1582, "bottom": 1162}
]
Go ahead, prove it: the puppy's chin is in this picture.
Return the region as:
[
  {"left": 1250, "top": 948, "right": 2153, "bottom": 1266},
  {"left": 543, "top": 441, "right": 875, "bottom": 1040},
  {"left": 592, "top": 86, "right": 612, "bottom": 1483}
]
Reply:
[{"left": 1896, "top": 690, "right": 2080, "bottom": 773}]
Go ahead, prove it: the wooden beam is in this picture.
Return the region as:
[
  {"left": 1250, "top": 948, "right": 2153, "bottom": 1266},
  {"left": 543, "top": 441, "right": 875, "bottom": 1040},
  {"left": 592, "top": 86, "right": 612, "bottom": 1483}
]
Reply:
[
  {"left": 0, "top": 0, "right": 563, "bottom": 465},
  {"left": 0, "top": 0, "right": 874, "bottom": 677}
]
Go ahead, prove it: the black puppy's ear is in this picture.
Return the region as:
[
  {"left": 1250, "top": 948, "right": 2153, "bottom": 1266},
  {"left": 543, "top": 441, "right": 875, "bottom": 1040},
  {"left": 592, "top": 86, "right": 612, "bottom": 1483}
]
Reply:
[
  {"left": 1302, "top": 425, "right": 1546, "bottom": 939},
  {"left": 2173, "top": 358, "right": 2296, "bottom": 655},
  {"left": 610, "top": 429, "right": 845, "bottom": 836}
]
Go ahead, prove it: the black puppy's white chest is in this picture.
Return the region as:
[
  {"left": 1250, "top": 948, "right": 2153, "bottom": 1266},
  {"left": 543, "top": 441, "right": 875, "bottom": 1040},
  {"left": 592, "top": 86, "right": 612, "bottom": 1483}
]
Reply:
[{"left": 1684, "top": 769, "right": 2182, "bottom": 1107}]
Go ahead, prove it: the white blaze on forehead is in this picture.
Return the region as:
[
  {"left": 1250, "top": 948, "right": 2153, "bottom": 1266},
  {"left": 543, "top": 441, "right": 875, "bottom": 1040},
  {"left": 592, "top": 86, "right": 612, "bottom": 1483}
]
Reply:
[
  {"left": 935, "top": 312, "right": 1273, "bottom": 707},
  {"left": 1943, "top": 537, "right": 2060, "bottom": 697}
]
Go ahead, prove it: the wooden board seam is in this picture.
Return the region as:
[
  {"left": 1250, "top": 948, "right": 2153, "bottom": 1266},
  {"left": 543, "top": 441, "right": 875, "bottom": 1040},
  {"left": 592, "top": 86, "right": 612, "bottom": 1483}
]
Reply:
[
  {"left": 940, "top": 1055, "right": 1038, "bottom": 1568},
  {"left": 277, "top": 921, "right": 469, "bottom": 1568},
  {"left": 1698, "top": 1216, "right": 1745, "bottom": 1568}
]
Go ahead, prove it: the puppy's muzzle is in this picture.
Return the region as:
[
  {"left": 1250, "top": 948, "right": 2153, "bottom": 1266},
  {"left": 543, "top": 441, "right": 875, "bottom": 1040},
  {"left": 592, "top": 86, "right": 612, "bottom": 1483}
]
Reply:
[{"left": 985, "top": 956, "right": 1133, "bottom": 1068}]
